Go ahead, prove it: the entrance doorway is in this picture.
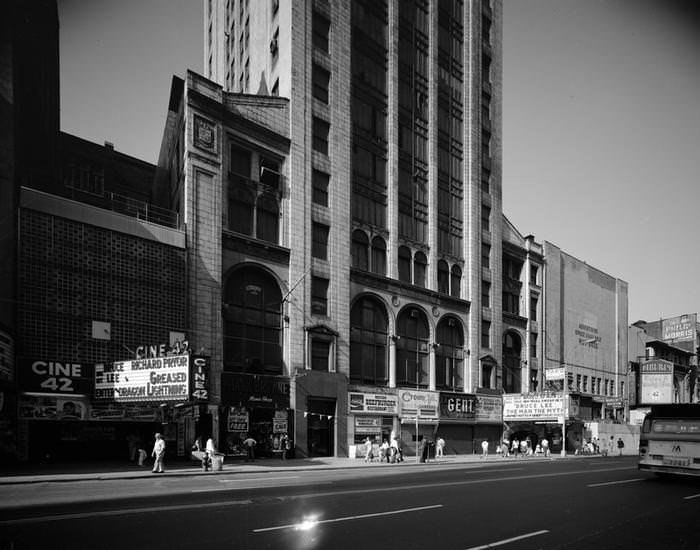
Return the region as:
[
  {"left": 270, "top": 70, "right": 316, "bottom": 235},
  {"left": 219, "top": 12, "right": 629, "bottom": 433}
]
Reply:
[{"left": 306, "top": 398, "right": 335, "bottom": 457}]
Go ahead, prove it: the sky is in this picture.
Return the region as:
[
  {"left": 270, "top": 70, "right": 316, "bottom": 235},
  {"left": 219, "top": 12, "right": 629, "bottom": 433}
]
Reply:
[{"left": 58, "top": 0, "right": 700, "bottom": 324}]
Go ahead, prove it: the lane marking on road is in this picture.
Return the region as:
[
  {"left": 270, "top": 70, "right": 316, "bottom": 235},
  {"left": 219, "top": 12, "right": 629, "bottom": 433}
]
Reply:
[
  {"left": 0, "top": 500, "right": 254, "bottom": 526},
  {"left": 587, "top": 478, "right": 644, "bottom": 488},
  {"left": 465, "top": 529, "right": 549, "bottom": 549},
  {"left": 252, "top": 504, "right": 443, "bottom": 533},
  {"left": 683, "top": 493, "right": 700, "bottom": 500},
  {"left": 270, "top": 466, "right": 632, "bottom": 502},
  {"left": 218, "top": 476, "right": 300, "bottom": 483}
]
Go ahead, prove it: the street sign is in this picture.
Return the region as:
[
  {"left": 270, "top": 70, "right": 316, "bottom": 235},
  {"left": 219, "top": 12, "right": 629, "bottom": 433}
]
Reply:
[{"left": 545, "top": 367, "right": 565, "bottom": 381}]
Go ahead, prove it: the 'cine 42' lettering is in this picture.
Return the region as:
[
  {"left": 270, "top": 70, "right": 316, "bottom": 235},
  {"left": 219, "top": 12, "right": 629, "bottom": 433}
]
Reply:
[{"left": 40, "top": 377, "right": 74, "bottom": 392}]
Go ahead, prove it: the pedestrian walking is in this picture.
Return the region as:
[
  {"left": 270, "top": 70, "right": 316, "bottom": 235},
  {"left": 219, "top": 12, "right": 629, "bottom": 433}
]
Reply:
[
  {"left": 512, "top": 438, "right": 519, "bottom": 457},
  {"left": 364, "top": 437, "right": 374, "bottom": 463},
  {"left": 280, "top": 434, "right": 290, "bottom": 460},
  {"left": 151, "top": 433, "right": 165, "bottom": 473},
  {"left": 502, "top": 437, "right": 510, "bottom": 458},
  {"left": 481, "top": 439, "right": 489, "bottom": 459},
  {"left": 617, "top": 437, "right": 625, "bottom": 456},
  {"left": 243, "top": 434, "right": 257, "bottom": 462},
  {"left": 204, "top": 437, "right": 217, "bottom": 471},
  {"left": 541, "top": 437, "right": 549, "bottom": 457},
  {"left": 137, "top": 446, "right": 147, "bottom": 466},
  {"left": 390, "top": 434, "right": 401, "bottom": 463},
  {"left": 436, "top": 436, "right": 445, "bottom": 458},
  {"left": 380, "top": 439, "right": 390, "bottom": 462},
  {"left": 608, "top": 436, "right": 615, "bottom": 457}
]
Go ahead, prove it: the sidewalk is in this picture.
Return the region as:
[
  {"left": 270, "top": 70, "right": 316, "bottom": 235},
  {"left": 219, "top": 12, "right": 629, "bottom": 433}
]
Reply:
[{"left": 0, "top": 451, "right": 614, "bottom": 485}]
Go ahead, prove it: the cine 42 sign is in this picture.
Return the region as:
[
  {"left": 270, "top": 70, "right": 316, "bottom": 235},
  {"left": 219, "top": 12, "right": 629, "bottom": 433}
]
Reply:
[{"left": 19, "top": 359, "right": 94, "bottom": 395}]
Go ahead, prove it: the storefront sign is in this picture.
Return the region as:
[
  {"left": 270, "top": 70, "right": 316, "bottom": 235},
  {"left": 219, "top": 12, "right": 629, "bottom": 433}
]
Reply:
[
  {"left": 398, "top": 389, "right": 439, "bottom": 421},
  {"left": 228, "top": 407, "right": 249, "bottom": 432},
  {"left": 273, "top": 419, "right": 288, "bottom": 433},
  {"left": 439, "top": 392, "right": 476, "bottom": 421},
  {"left": 475, "top": 394, "right": 503, "bottom": 424},
  {"left": 503, "top": 393, "right": 566, "bottom": 421},
  {"left": 19, "top": 358, "right": 94, "bottom": 395},
  {"left": 221, "top": 373, "right": 290, "bottom": 407},
  {"left": 190, "top": 355, "right": 209, "bottom": 402},
  {"left": 661, "top": 314, "right": 696, "bottom": 343},
  {"left": 93, "top": 354, "right": 189, "bottom": 402},
  {"left": 355, "top": 416, "right": 381, "bottom": 434},
  {"left": 348, "top": 392, "right": 398, "bottom": 415},
  {"left": 640, "top": 359, "right": 674, "bottom": 404}
]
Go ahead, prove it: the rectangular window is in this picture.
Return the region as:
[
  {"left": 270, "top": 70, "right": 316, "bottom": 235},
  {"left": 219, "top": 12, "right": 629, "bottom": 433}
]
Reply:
[
  {"left": 312, "top": 222, "right": 330, "bottom": 260},
  {"left": 576, "top": 374, "right": 582, "bottom": 392},
  {"left": 583, "top": 375, "right": 588, "bottom": 393},
  {"left": 311, "top": 276, "right": 329, "bottom": 316},
  {"left": 530, "top": 296, "right": 538, "bottom": 321},
  {"left": 481, "top": 204, "right": 490, "bottom": 232},
  {"left": 481, "top": 242, "right": 490, "bottom": 269},
  {"left": 312, "top": 64, "right": 330, "bottom": 103},
  {"left": 530, "top": 264, "right": 538, "bottom": 285},
  {"left": 312, "top": 170, "right": 329, "bottom": 206},
  {"left": 481, "top": 280, "right": 490, "bottom": 308},
  {"left": 313, "top": 11, "right": 330, "bottom": 53},
  {"left": 481, "top": 320, "right": 491, "bottom": 349},
  {"left": 311, "top": 338, "right": 330, "bottom": 371},
  {"left": 312, "top": 117, "right": 330, "bottom": 155},
  {"left": 530, "top": 332, "right": 538, "bottom": 358},
  {"left": 231, "top": 145, "right": 252, "bottom": 177}
]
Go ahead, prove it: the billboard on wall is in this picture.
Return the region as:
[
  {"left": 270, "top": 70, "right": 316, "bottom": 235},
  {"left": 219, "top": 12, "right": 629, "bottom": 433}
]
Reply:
[
  {"left": 543, "top": 246, "right": 624, "bottom": 377},
  {"left": 348, "top": 392, "right": 398, "bottom": 415},
  {"left": 661, "top": 314, "right": 697, "bottom": 343},
  {"left": 398, "top": 389, "right": 439, "bottom": 421},
  {"left": 94, "top": 354, "right": 190, "bottom": 402},
  {"left": 475, "top": 393, "right": 503, "bottom": 424},
  {"left": 640, "top": 359, "right": 674, "bottom": 404},
  {"left": 503, "top": 393, "right": 567, "bottom": 422}
]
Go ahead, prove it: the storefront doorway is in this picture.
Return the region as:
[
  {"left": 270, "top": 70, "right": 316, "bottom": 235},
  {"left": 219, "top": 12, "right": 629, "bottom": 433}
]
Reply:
[{"left": 306, "top": 398, "right": 335, "bottom": 457}]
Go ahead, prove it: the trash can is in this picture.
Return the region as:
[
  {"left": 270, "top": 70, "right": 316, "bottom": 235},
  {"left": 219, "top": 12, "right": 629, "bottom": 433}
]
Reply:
[{"left": 211, "top": 453, "right": 224, "bottom": 471}]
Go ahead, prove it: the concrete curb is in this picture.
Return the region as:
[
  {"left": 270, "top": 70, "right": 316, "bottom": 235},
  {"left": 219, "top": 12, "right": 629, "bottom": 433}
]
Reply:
[{"left": 0, "top": 453, "right": 621, "bottom": 485}]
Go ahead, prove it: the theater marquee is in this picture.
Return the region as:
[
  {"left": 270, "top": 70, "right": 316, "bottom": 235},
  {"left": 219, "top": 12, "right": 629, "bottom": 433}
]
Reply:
[{"left": 94, "top": 354, "right": 190, "bottom": 402}]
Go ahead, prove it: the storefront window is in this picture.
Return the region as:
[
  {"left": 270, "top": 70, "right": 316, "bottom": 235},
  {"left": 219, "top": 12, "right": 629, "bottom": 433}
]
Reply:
[{"left": 436, "top": 318, "right": 464, "bottom": 391}]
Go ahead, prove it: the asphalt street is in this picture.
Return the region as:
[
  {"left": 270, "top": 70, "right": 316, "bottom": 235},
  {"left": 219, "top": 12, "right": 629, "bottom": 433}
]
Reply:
[{"left": 1, "top": 456, "right": 698, "bottom": 550}]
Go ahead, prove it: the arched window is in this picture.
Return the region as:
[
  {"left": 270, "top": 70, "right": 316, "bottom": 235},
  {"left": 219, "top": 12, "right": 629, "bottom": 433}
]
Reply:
[
  {"left": 371, "top": 236, "right": 386, "bottom": 276},
  {"left": 396, "top": 307, "right": 429, "bottom": 388},
  {"left": 502, "top": 331, "right": 522, "bottom": 393},
  {"left": 398, "top": 246, "right": 412, "bottom": 283},
  {"left": 223, "top": 267, "right": 283, "bottom": 374},
  {"left": 229, "top": 186, "right": 255, "bottom": 235},
  {"left": 256, "top": 194, "right": 279, "bottom": 243},
  {"left": 351, "top": 230, "right": 369, "bottom": 271},
  {"left": 414, "top": 251, "right": 427, "bottom": 287},
  {"left": 450, "top": 265, "right": 462, "bottom": 298},
  {"left": 437, "top": 260, "right": 449, "bottom": 294},
  {"left": 436, "top": 318, "right": 465, "bottom": 391},
  {"left": 350, "top": 296, "right": 389, "bottom": 385}
]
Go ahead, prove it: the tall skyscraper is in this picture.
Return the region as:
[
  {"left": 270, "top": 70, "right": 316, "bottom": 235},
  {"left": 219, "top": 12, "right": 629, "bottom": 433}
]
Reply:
[{"left": 200, "top": 0, "right": 507, "bottom": 455}]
